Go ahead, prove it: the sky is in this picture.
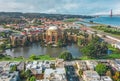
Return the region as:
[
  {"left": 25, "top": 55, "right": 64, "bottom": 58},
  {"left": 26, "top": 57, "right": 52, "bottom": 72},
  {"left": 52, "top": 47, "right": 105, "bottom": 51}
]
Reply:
[{"left": 0, "top": 0, "right": 120, "bottom": 15}]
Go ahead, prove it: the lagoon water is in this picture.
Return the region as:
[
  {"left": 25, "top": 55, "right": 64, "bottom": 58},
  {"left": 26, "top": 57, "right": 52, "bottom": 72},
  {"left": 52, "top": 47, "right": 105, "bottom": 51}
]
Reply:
[
  {"left": 87, "top": 16, "right": 120, "bottom": 27},
  {"left": 5, "top": 43, "right": 81, "bottom": 58}
]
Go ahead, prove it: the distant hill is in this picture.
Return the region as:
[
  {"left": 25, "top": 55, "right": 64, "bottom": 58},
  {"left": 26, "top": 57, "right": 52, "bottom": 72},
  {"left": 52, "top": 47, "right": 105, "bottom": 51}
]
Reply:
[
  {"left": 0, "top": 12, "right": 93, "bottom": 19},
  {"left": 0, "top": 12, "right": 94, "bottom": 24}
]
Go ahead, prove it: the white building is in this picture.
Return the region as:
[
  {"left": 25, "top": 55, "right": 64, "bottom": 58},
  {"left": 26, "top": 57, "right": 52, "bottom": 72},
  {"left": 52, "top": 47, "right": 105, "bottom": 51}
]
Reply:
[
  {"left": 44, "top": 68, "right": 67, "bottom": 81},
  {"left": 82, "top": 70, "right": 100, "bottom": 81},
  {"left": 115, "top": 42, "right": 120, "bottom": 49},
  {"left": 109, "top": 60, "right": 120, "bottom": 71},
  {"left": 76, "top": 61, "right": 87, "bottom": 70},
  {"left": 26, "top": 61, "right": 54, "bottom": 75},
  {"left": 86, "top": 60, "right": 98, "bottom": 70},
  {"left": 0, "top": 71, "right": 19, "bottom": 81},
  {"left": 101, "top": 76, "right": 113, "bottom": 81}
]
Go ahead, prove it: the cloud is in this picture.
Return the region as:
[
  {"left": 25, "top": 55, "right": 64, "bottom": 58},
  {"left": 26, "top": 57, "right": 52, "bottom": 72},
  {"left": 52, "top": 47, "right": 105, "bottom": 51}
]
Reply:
[
  {"left": 0, "top": 0, "right": 120, "bottom": 15},
  {"left": 63, "top": 3, "right": 79, "bottom": 10},
  {"left": 0, "top": 1, "right": 35, "bottom": 12},
  {"left": 43, "top": 9, "right": 57, "bottom": 13}
]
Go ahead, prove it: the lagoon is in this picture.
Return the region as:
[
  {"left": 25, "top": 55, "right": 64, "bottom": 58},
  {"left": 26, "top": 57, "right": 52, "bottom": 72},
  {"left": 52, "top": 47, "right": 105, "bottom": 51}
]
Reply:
[{"left": 5, "top": 43, "right": 81, "bottom": 58}]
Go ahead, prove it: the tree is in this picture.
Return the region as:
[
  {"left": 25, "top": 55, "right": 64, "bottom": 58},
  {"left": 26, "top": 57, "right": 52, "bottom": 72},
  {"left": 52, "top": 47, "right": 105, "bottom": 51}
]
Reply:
[
  {"left": 57, "top": 39, "right": 63, "bottom": 47},
  {"left": 79, "top": 69, "right": 83, "bottom": 77},
  {"left": 25, "top": 69, "right": 31, "bottom": 78},
  {"left": 0, "top": 43, "right": 6, "bottom": 50},
  {"left": 20, "top": 70, "right": 25, "bottom": 78},
  {"left": 26, "top": 77, "right": 30, "bottom": 81},
  {"left": 30, "top": 76, "right": 36, "bottom": 81},
  {"left": 10, "top": 65, "right": 17, "bottom": 72},
  {"left": 95, "top": 63, "right": 107, "bottom": 76},
  {"left": 106, "top": 70, "right": 112, "bottom": 77},
  {"left": 59, "top": 51, "right": 73, "bottom": 61},
  {"left": 77, "top": 38, "right": 88, "bottom": 46},
  {"left": 29, "top": 54, "right": 36, "bottom": 60},
  {"left": 80, "top": 36, "right": 108, "bottom": 58},
  {"left": 113, "top": 71, "right": 120, "bottom": 81}
]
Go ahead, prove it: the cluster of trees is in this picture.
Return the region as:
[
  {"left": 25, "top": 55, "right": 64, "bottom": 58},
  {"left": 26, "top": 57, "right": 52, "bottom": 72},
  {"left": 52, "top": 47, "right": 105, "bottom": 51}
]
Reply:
[
  {"left": 0, "top": 17, "right": 26, "bottom": 24},
  {"left": 113, "top": 71, "right": 120, "bottom": 81},
  {"left": 92, "top": 25, "right": 120, "bottom": 35},
  {"left": 10, "top": 65, "right": 17, "bottom": 72},
  {"left": 59, "top": 51, "right": 73, "bottom": 61},
  {"left": 0, "top": 43, "right": 6, "bottom": 51},
  {"left": 77, "top": 32, "right": 89, "bottom": 46},
  {"left": 95, "top": 63, "right": 120, "bottom": 81},
  {"left": 0, "top": 12, "right": 93, "bottom": 19},
  {"left": 0, "top": 31, "right": 12, "bottom": 38},
  {"left": 29, "top": 54, "right": 37, "bottom": 60},
  {"left": 0, "top": 12, "right": 94, "bottom": 24},
  {"left": 20, "top": 69, "right": 36, "bottom": 81},
  {"left": 95, "top": 63, "right": 107, "bottom": 76},
  {"left": 80, "top": 36, "right": 108, "bottom": 58},
  {"left": 57, "top": 39, "right": 63, "bottom": 47}
]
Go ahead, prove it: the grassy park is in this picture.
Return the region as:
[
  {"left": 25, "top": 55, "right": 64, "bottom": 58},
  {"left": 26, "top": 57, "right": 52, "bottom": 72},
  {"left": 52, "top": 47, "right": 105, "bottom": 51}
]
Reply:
[{"left": 0, "top": 54, "right": 55, "bottom": 61}]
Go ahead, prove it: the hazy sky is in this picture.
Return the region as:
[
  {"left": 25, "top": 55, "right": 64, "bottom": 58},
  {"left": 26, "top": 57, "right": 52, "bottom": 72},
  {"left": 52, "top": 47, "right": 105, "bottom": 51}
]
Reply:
[{"left": 0, "top": 0, "right": 120, "bottom": 15}]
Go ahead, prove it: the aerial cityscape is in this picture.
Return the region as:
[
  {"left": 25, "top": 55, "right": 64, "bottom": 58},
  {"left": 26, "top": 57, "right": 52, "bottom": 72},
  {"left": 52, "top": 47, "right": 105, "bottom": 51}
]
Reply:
[{"left": 0, "top": 0, "right": 120, "bottom": 81}]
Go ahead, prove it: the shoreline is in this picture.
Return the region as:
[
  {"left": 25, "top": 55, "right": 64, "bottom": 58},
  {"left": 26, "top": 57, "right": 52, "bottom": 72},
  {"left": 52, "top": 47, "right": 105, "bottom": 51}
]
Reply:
[
  {"left": 1, "top": 53, "right": 120, "bottom": 62},
  {"left": 76, "top": 19, "right": 120, "bottom": 39},
  {"left": 77, "top": 17, "right": 120, "bottom": 28}
]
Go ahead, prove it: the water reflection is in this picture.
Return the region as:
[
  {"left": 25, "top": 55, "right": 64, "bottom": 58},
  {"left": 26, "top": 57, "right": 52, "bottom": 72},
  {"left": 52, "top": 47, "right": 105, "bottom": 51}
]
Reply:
[{"left": 5, "top": 43, "right": 82, "bottom": 58}]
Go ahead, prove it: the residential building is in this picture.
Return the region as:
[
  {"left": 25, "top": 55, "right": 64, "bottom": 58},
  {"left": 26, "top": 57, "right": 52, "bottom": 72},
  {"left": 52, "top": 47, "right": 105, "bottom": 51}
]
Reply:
[
  {"left": 109, "top": 60, "right": 120, "bottom": 71},
  {"left": 0, "top": 71, "right": 19, "bottom": 81},
  {"left": 101, "top": 76, "right": 113, "bottom": 81},
  {"left": 76, "top": 61, "right": 87, "bottom": 70},
  {"left": 82, "top": 70, "right": 100, "bottom": 81},
  {"left": 44, "top": 68, "right": 67, "bottom": 81},
  {"left": 86, "top": 60, "right": 98, "bottom": 70}
]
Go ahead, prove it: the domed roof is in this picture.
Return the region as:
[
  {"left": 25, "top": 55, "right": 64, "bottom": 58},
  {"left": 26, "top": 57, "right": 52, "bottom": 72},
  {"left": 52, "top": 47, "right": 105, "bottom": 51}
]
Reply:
[{"left": 48, "top": 26, "right": 58, "bottom": 30}]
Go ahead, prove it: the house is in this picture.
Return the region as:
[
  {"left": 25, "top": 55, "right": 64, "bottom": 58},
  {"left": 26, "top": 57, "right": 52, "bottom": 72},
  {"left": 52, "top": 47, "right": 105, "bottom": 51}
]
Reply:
[
  {"left": 76, "top": 61, "right": 87, "bottom": 70},
  {"left": 86, "top": 60, "right": 98, "bottom": 70},
  {"left": 3, "top": 62, "right": 19, "bottom": 71},
  {"left": 44, "top": 68, "right": 67, "bottom": 81},
  {"left": 55, "top": 59, "right": 64, "bottom": 68},
  {"left": 109, "top": 60, "right": 120, "bottom": 71},
  {"left": 0, "top": 71, "right": 19, "bottom": 81},
  {"left": 115, "top": 42, "right": 120, "bottom": 49},
  {"left": 101, "top": 76, "right": 113, "bottom": 81},
  {"left": 17, "top": 62, "right": 25, "bottom": 71},
  {"left": 82, "top": 70, "right": 100, "bottom": 81},
  {"left": 98, "top": 60, "right": 110, "bottom": 66},
  {"left": 26, "top": 61, "right": 54, "bottom": 75}
]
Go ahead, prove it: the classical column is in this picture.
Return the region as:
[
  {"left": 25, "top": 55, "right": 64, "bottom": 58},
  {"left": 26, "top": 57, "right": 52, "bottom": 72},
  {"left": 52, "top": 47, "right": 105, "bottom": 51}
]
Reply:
[
  {"left": 50, "top": 35, "right": 52, "bottom": 43},
  {"left": 55, "top": 35, "right": 58, "bottom": 44},
  {"left": 74, "top": 35, "right": 77, "bottom": 42},
  {"left": 46, "top": 35, "right": 48, "bottom": 42}
]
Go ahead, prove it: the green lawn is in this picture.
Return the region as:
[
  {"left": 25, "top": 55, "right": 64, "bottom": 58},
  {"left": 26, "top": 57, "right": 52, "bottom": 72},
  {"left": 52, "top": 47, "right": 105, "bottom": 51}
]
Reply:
[
  {"left": 91, "top": 25, "right": 120, "bottom": 38},
  {"left": 0, "top": 55, "right": 55, "bottom": 61},
  {"left": 37, "top": 55, "right": 55, "bottom": 60},
  {"left": 79, "top": 56, "right": 96, "bottom": 60},
  {"left": 1, "top": 53, "right": 120, "bottom": 61},
  {"left": 103, "top": 54, "right": 120, "bottom": 59},
  {"left": 63, "top": 18, "right": 78, "bottom": 22},
  {"left": 79, "top": 53, "right": 120, "bottom": 60}
]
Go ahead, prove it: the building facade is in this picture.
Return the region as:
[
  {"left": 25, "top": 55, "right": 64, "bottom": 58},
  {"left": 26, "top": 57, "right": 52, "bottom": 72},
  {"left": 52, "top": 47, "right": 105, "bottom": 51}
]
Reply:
[{"left": 46, "top": 26, "right": 63, "bottom": 44}]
